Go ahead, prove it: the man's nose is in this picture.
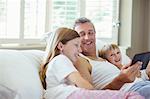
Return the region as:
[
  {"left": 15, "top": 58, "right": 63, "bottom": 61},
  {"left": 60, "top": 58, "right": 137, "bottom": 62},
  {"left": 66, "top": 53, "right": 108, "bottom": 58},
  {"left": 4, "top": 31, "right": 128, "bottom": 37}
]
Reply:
[{"left": 84, "top": 34, "right": 89, "bottom": 39}]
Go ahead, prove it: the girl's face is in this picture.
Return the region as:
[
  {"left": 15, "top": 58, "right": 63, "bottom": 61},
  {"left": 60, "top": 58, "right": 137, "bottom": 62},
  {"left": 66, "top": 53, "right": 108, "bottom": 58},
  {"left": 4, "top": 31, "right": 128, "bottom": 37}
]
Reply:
[
  {"left": 59, "top": 37, "right": 82, "bottom": 63},
  {"left": 106, "top": 48, "right": 122, "bottom": 67}
]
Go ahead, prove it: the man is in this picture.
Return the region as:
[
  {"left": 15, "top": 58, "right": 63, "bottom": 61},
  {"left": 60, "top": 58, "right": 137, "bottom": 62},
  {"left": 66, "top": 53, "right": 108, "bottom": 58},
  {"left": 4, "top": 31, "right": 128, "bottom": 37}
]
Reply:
[{"left": 73, "top": 17, "right": 150, "bottom": 98}]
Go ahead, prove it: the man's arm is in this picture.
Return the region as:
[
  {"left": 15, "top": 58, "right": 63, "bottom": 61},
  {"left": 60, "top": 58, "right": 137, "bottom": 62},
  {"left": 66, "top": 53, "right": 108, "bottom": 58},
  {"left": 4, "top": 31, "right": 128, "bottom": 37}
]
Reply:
[
  {"left": 103, "top": 62, "right": 142, "bottom": 90},
  {"left": 75, "top": 56, "right": 125, "bottom": 90},
  {"left": 102, "top": 75, "right": 126, "bottom": 90},
  {"left": 74, "top": 56, "right": 93, "bottom": 84},
  {"left": 75, "top": 56, "right": 141, "bottom": 90},
  {"left": 75, "top": 57, "right": 126, "bottom": 90}
]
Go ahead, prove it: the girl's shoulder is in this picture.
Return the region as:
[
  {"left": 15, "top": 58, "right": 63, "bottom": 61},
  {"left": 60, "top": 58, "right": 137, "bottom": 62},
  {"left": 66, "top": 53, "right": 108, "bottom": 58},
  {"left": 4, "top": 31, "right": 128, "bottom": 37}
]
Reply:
[
  {"left": 47, "top": 54, "right": 75, "bottom": 71},
  {"left": 53, "top": 54, "right": 69, "bottom": 61},
  {"left": 51, "top": 54, "right": 72, "bottom": 65}
]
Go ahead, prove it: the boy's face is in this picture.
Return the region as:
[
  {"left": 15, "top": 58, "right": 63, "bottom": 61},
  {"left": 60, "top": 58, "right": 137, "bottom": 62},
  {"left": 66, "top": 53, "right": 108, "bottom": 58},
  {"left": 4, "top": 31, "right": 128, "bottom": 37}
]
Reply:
[{"left": 106, "top": 48, "right": 122, "bottom": 67}]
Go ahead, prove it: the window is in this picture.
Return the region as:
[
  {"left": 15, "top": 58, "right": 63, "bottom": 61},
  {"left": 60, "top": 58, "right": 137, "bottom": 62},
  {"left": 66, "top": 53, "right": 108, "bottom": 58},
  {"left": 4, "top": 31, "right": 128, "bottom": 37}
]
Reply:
[
  {"left": 50, "top": 0, "right": 120, "bottom": 43},
  {"left": 0, "top": 0, "right": 46, "bottom": 44},
  {"left": 24, "top": 0, "right": 46, "bottom": 39},
  {"left": 51, "top": 0, "right": 79, "bottom": 30},
  {"left": 0, "top": 0, "right": 20, "bottom": 39},
  {"left": 0, "top": 0, "right": 119, "bottom": 46},
  {"left": 85, "top": 0, "right": 120, "bottom": 43}
]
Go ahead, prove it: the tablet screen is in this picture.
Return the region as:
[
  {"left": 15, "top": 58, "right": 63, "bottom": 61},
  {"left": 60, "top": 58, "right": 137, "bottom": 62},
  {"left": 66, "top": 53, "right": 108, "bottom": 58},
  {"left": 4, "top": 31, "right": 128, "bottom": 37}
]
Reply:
[{"left": 131, "top": 52, "right": 150, "bottom": 70}]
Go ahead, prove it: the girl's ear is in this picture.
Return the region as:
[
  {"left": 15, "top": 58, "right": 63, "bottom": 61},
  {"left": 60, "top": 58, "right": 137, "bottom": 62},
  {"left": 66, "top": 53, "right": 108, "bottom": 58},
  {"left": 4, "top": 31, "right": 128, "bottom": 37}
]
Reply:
[{"left": 57, "top": 42, "right": 64, "bottom": 52}]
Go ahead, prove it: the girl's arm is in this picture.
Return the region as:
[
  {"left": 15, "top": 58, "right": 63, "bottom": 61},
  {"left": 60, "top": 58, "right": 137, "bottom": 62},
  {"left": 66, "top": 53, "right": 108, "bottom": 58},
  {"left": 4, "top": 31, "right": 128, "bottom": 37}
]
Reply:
[{"left": 67, "top": 71, "right": 94, "bottom": 90}]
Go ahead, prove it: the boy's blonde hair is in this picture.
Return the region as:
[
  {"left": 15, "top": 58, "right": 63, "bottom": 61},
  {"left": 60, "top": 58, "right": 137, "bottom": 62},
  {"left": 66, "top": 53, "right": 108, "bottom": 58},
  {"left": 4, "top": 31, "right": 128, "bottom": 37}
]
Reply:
[
  {"left": 99, "top": 44, "right": 120, "bottom": 59},
  {"left": 39, "top": 27, "right": 80, "bottom": 89}
]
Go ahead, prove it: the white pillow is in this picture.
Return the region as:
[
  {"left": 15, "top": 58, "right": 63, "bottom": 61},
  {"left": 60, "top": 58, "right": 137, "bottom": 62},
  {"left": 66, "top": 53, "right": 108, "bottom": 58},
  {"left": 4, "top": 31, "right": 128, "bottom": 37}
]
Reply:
[
  {"left": 20, "top": 50, "right": 45, "bottom": 69},
  {"left": 0, "top": 84, "right": 19, "bottom": 99},
  {"left": 0, "top": 50, "right": 45, "bottom": 99}
]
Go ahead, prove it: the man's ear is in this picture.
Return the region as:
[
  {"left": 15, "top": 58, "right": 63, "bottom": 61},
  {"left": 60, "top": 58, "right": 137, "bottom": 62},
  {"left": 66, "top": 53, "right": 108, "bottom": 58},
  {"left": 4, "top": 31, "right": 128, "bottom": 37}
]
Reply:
[{"left": 57, "top": 42, "right": 64, "bottom": 51}]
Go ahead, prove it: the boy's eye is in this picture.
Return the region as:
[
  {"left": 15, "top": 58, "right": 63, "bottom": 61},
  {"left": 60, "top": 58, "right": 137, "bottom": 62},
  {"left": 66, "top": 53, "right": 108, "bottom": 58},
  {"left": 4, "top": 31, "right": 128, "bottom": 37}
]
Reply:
[
  {"left": 117, "top": 52, "right": 120, "bottom": 54},
  {"left": 110, "top": 54, "right": 115, "bottom": 57}
]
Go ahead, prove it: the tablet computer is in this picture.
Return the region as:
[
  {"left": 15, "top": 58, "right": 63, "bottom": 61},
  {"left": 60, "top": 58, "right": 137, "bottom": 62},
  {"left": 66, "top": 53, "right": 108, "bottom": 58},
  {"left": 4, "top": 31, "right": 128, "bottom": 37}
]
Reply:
[{"left": 131, "top": 52, "right": 150, "bottom": 70}]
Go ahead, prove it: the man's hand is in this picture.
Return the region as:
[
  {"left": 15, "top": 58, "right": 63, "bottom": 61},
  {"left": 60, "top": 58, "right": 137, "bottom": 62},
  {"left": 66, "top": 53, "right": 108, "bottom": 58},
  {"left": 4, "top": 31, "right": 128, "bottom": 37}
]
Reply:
[
  {"left": 119, "top": 62, "right": 142, "bottom": 83},
  {"left": 103, "top": 62, "right": 142, "bottom": 90}
]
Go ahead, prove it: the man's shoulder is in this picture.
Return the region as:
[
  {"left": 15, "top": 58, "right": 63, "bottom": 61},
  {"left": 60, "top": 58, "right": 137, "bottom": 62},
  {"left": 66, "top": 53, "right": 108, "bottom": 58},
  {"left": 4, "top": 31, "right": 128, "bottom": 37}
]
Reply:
[{"left": 77, "top": 55, "right": 89, "bottom": 64}]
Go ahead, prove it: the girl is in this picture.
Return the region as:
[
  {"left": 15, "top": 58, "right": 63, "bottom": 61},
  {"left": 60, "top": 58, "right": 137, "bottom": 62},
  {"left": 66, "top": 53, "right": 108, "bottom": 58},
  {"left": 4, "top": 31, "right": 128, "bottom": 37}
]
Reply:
[{"left": 39, "top": 27, "right": 143, "bottom": 99}]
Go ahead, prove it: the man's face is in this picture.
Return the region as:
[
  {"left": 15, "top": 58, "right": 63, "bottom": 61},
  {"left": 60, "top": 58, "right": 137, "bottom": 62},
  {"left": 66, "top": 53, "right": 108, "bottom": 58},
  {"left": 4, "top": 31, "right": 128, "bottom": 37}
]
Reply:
[{"left": 74, "top": 22, "right": 96, "bottom": 54}]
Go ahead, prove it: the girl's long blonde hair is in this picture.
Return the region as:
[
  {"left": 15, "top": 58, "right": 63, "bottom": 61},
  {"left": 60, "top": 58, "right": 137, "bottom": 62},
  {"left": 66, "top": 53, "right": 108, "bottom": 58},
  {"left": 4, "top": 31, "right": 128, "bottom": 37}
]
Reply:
[{"left": 39, "top": 27, "right": 80, "bottom": 89}]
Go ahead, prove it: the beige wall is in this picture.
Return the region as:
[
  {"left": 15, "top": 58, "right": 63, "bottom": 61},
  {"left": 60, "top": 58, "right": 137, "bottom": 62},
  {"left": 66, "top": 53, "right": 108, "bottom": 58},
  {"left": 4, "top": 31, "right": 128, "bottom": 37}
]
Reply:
[
  {"left": 119, "top": 0, "right": 150, "bottom": 58},
  {"left": 119, "top": 0, "right": 132, "bottom": 47},
  {"left": 148, "top": 0, "right": 150, "bottom": 50}
]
